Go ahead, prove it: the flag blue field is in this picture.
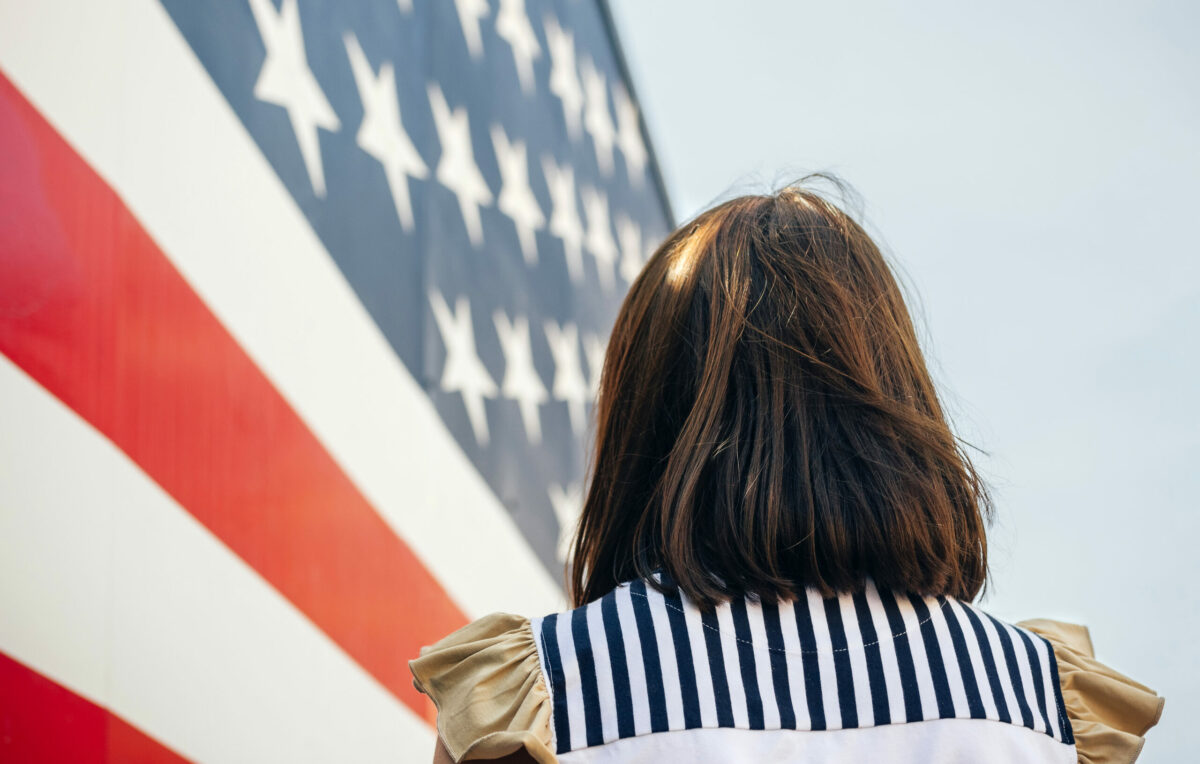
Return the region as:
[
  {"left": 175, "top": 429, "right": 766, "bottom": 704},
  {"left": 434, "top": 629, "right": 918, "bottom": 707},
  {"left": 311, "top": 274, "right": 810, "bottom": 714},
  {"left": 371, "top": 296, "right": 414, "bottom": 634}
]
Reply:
[{"left": 162, "top": 0, "right": 673, "bottom": 575}]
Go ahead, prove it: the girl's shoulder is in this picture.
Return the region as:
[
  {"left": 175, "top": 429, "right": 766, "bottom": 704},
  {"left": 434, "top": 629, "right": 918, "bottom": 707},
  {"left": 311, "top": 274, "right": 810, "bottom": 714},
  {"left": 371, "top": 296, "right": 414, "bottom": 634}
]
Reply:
[
  {"left": 411, "top": 583, "right": 1164, "bottom": 763},
  {"left": 1016, "top": 618, "right": 1165, "bottom": 764},
  {"left": 410, "top": 612, "right": 555, "bottom": 763}
]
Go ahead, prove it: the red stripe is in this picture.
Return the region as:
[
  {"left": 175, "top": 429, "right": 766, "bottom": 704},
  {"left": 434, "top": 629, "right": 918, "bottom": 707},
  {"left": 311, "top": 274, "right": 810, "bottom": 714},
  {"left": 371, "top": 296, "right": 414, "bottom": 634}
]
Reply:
[
  {"left": 0, "top": 72, "right": 464, "bottom": 720},
  {"left": 0, "top": 650, "right": 191, "bottom": 764}
]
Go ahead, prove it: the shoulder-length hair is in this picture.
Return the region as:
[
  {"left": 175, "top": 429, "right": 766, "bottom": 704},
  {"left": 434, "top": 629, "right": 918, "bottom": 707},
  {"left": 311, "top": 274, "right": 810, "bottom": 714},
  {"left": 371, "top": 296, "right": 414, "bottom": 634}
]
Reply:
[{"left": 568, "top": 175, "right": 992, "bottom": 609}]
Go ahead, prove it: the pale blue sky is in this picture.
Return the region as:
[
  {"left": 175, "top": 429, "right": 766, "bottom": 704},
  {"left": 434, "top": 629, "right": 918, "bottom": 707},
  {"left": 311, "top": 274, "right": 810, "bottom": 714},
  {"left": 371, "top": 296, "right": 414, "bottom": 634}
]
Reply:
[{"left": 609, "top": 1, "right": 1198, "bottom": 759}]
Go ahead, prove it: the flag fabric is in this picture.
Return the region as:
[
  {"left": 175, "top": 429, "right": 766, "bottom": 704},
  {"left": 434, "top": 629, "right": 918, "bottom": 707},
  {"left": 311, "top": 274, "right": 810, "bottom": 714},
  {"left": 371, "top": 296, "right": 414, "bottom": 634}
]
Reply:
[{"left": 0, "top": 0, "right": 673, "bottom": 760}]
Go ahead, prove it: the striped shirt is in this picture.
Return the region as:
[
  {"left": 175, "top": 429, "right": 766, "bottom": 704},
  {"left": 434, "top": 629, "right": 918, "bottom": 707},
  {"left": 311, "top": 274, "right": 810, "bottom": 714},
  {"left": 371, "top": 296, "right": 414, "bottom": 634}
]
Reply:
[{"left": 532, "top": 577, "right": 1076, "bottom": 762}]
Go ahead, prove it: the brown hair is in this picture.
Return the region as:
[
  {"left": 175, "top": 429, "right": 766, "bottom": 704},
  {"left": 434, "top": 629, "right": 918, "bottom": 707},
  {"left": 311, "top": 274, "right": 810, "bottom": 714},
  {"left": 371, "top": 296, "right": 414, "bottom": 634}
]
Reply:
[{"left": 569, "top": 175, "right": 993, "bottom": 610}]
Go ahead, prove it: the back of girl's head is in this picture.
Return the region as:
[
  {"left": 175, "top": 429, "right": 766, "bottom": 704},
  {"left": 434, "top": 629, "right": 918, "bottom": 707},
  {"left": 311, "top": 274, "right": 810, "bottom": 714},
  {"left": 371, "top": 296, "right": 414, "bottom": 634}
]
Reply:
[{"left": 569, "top": 174, "right": 992, "bottom": 609}]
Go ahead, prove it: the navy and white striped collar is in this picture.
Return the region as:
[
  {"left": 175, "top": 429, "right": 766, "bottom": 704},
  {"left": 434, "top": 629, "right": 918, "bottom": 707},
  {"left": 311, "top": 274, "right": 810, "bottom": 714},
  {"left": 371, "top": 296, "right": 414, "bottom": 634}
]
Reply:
[{"left": 532, "top": 577, "right": 1074, "bottom": 756}]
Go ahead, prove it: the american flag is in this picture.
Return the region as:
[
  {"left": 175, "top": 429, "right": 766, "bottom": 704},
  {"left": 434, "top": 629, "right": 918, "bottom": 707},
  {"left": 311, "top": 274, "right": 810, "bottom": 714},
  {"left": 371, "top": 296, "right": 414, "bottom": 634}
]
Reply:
[{"left": 0, "top": 0, "right": 672, "bottom": 760}]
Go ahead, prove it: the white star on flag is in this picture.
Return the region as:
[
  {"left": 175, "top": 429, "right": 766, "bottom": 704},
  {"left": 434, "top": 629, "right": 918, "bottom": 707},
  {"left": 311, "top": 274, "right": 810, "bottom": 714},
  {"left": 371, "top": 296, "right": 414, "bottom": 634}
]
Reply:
[
  {"left": 454, "top": 0, "right": 489, "bottom": 60},
  {"left": 544, "top": 14, "right": 584, "bottom": 140},
  {"left": 582, "top": 331, "right": 606, "bottom": 400},
  {"left": 428, "top": 83, "right": 494, "bottom": 247},
  {"left": 616, "top": 213, "right": 644, "bottom": 282},
  {"left": 493, "top": 309, "right": 550, "bottom": 444},
  {"left": 542, "top": 155, "right": 585, "bottom": 284},
  {"left": 613, "top": 82, "right": 648, "bottom": 185},
  {"left": 344, "top": 32, "right": 428, "bottom": 231},
  {"left": 581, "top": 185, "right": 618, "bottom": 291},
  {"left": 543, "top": 318, "right": 590, "bottom": 437},
  {"left": 548, "top": 481, "right": 584, "bottom": 562},
  {"left": 491, "top": 125, "right": 545, "bottom": 264},
  {"left": 580, "top": 56, "right": 616, "bottom": 176},
  {"left": 496, "top": 0, "right": 541, "bottom": 94},
  {"left": 429, "top": 289, "right": 498, "bottom": 446},
  {"left": 249, "top": 0, "right": 341, "bottom": 197}
]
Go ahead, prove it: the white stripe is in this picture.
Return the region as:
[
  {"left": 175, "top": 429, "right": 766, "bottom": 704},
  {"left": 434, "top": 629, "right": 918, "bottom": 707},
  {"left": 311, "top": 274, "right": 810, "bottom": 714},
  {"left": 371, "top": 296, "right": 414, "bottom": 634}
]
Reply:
[
  {"left": 776, "top": 599, "right": 811, "bottom": 730},
  {"left": 679, "top": 590, "right": 719, "bottom": 728},
  {"left": 0, "top": 357, "right": 432, "bottom": 762},
  {"left": 744, "top": 601, "right": 781, "bottom": 729},
  {"left": 864, "top": 581, "right": 907, "bottom": 724},
  {"left": 805, "top": 588, "right": 842, "bottom": 729},
  {"left": 926, "top": 596, "right": 971, "bottom": 718},
  {"left": 614, "top": 585, "right": 652, "bottom": 735},
  {"left": 555, "top": 610, "right": 588, "bottom": 751},
  {"left": 645, "top": 586, "right": 686, "bottom": 730},
  {"left": 585, "top": 600, "right": 619, "bottom": 743},
  {"left": 837, "top": 592, "right": 875, "bottom": 727},
  {"left": 0, "top": 0, "right": 563, "bottom": 620},
  {"left": 893, "top": 592, "right": 940, "bottom": 720},
  {"left": 971, "top": 606, "right": 1024, "bottom": 724},
  {"left": 1002, "top": 622, "right": 1048, "bottom": 734},
  {"left": 713, "top": 600, "right": 749, "bottom": 728},
  {"left": 528, "top": 719, "right": 1076, "bottom": 761},
  {"left": 1022, "top": 627, "right": 1065, "bottom": 741},
  {"left": 946, "top": 599, "right": 999, "bottom": 720}
]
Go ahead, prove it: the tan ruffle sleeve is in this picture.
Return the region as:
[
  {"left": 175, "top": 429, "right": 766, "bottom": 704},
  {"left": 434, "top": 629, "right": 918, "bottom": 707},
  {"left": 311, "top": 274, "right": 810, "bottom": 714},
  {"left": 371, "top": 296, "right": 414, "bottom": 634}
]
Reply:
[
  {"left": 1018, "top": 618, "right": 1165, "bottom": 764},
  {"left": 410, "top": 612, "right": 556, "bottom": 763}
]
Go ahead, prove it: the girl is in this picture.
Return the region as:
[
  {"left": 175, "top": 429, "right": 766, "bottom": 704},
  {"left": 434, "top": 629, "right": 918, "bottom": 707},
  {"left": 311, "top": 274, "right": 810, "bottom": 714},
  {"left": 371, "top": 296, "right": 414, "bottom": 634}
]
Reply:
[{"left": 411, "top": 179, "right": 1163, "bottom": 763}]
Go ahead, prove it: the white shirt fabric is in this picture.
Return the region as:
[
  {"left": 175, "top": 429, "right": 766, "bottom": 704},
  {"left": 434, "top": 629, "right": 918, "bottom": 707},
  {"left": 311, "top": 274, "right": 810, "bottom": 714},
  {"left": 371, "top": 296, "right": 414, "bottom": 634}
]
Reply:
[{"left": 556, "top": 720, "right": 1074, "bottom": 763}]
